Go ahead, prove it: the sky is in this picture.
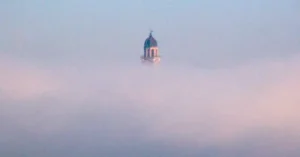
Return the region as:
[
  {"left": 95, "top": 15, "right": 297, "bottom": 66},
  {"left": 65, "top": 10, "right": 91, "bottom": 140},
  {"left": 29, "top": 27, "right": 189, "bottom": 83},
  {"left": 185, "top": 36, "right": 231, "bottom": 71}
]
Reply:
[{"left": 1, "top": 0, "right": 300, "bottom": 157}]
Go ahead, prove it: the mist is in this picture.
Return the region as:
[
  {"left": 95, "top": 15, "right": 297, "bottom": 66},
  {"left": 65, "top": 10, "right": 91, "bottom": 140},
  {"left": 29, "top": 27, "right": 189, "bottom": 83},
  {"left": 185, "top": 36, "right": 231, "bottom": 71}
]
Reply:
[
  {"left": 1, "top": 0, "right": 300, "bottom": 156},
  {"left": 1, "top": 54, "right": 300, "bottom": 157}
]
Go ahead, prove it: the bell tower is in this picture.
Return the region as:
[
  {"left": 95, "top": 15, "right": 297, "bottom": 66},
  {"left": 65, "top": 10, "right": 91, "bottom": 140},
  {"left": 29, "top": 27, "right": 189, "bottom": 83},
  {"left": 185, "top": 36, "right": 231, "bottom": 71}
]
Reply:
[{"left": 141, "top": 30, "right": 161, "bottom": 64}]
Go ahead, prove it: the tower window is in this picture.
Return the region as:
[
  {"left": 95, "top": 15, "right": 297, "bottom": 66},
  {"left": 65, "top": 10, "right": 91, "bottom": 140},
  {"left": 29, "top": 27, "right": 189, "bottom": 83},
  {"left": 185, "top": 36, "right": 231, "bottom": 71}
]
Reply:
[
  {"left": 151, "top": 49, "right": 154, "bottom": 57},
  {"left": 147, "top": 49, "right": 150, "bottom": 57}
]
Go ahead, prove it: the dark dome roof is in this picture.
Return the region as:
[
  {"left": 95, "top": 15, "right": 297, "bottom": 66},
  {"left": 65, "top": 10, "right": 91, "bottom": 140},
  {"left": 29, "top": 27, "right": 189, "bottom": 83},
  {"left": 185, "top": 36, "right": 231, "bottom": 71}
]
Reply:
[{"left": 144, "top": 31, "right": 157, "bottom": 49}]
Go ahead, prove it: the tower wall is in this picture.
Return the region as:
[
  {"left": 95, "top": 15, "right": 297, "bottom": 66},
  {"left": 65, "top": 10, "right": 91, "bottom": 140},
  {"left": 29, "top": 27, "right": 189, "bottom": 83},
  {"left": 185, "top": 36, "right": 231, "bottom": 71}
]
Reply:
[{"left": 144, "top": 47, "right": 159, "bottom": 58}]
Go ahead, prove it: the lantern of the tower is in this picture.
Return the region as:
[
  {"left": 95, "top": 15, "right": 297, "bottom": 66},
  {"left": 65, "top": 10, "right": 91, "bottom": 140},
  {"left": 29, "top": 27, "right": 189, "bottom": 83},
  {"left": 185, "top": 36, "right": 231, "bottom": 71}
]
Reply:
[{"left": 140, "top": 31, "right": 161, "bottom": 64}]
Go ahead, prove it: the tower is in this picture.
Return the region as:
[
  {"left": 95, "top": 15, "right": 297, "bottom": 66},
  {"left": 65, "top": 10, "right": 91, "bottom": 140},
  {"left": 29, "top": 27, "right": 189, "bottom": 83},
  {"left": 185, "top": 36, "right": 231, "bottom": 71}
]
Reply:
[{"left": 140, "top": 30, "right": 161, "bottom": 64}]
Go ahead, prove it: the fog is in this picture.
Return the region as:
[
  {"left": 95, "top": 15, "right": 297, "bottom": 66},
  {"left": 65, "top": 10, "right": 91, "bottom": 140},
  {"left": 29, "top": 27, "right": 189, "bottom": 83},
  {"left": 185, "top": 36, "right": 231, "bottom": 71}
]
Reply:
[{"left": 1, "top": 54, "right": 300, "bottom": 157}]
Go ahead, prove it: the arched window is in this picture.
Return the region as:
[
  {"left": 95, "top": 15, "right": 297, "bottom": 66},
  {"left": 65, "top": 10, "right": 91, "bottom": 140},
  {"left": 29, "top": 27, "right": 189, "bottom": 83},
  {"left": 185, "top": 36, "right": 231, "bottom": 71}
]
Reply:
[
  {"left": 147, "top": 49, "right": 150, "bottom": 57},
  {"left": 151, "top": 49, "right": 155, "bottom": 57}
]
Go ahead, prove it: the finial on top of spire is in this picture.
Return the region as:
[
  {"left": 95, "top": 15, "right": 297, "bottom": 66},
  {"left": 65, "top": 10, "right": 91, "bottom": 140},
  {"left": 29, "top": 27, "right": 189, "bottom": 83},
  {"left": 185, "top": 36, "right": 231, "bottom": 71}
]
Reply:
[{"left": 149, "top": 29, "right": 153, "bottom": 36}]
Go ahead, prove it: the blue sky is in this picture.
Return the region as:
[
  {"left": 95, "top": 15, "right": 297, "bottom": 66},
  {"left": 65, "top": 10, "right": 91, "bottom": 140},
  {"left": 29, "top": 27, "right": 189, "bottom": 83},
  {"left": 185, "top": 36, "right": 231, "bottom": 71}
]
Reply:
[{"left": 1, "top": 0, "right": 299, "bottom": 67}]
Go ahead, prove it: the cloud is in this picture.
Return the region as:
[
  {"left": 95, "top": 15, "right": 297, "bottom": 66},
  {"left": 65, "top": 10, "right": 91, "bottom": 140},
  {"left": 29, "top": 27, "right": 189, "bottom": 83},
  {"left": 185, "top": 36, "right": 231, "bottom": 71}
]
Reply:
[
  {"left": 0, "top": 57, "right": 61, "bottom": 101},
  {"left": 1, "top": 54, "right": 300, "bottom": 157}
]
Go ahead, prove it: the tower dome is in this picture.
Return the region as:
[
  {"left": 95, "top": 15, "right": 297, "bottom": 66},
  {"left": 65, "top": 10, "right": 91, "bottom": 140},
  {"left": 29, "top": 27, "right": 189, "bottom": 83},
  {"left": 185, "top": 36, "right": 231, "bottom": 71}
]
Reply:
[
  {"left": 144, "top": 31, "right": 157, "bottom": 50},
  {"left": 140, "top": 30, "right": 160, "bottom": 64}
]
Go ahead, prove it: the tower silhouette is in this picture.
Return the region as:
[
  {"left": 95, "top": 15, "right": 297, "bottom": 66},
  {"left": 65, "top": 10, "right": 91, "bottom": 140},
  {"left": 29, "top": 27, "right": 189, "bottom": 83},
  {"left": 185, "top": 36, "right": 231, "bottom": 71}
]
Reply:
[{"left": 141, "top": 31, "right": 161, "bottom": 64}]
